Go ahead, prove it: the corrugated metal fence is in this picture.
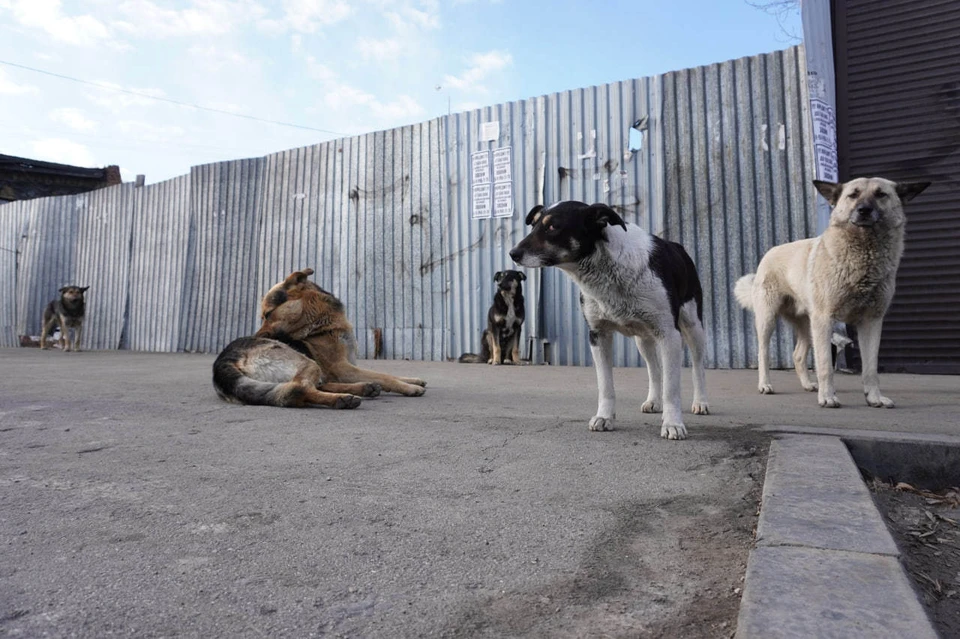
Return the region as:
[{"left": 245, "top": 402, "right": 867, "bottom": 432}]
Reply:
[
  {"left": 0, "top": 46, "right": 815, "bottom": 369},
  {"left": 448, "top": 45, "right": 817, "bottom": 368}
]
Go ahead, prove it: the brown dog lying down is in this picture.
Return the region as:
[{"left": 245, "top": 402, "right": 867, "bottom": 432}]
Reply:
[{"left": 213, "top": 268, "right": 426, "bottom": 408}]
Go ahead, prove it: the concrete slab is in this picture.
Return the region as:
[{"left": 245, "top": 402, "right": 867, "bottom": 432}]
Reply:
[
  {"left": 707, "top": 369, "right": 960, "bottom": 437},
  {"left": 736, "top": 545, "right": 937, "bottom": 639},
  {"left": 0, "top": 350, "right": 767, "bottom": 638},
  {"left": 756, "top": 435, "right": 899, "bottom": 556}
]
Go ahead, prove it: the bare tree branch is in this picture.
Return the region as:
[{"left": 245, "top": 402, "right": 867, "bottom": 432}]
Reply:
[{"left": 746, "top": 0, "right": 802, "bottom": 43}]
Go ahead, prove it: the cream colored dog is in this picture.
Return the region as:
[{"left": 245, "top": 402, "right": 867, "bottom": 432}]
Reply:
[{"left": 735, "top": 177, "right": 929, "bottom": 408}]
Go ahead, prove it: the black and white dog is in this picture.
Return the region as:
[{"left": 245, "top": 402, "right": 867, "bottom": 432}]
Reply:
[
  {"left": 459, "top": 270, "right": 526, "bottom": 365},
  {"left": 509, "top": 202, "right": 709, "bottom": 440}
]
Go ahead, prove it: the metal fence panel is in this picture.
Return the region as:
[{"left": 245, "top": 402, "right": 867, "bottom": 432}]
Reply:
[
  {"left": 73, "top": 183, "right": 136, "bottom": 350},
  {"left": 0, "top": 201, "right": 30, "bottom": 347},
  {"left": 1, "top": 45, "right": 815, "bottom": 370},
  {"left": 179, "top": 158, "right": 265, "bottom": 353},
  {"left": 127, "top": 175, "right": 191, "bottom": 351},
  {"left": 255, "top": 122, "right": 445, "bottom": 361},
  {"left": 15, "top": 196, "right": 79, "bottom": 341}
]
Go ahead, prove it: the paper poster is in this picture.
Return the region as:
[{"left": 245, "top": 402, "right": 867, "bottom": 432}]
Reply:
[
  {"left": 810, "top": 98, "right": 838, "bottom": 183},
  {"left": 493, "top": 182, "right": 513, "bottom": 218},
  {"left": 472, "top": 183, "right": 492, "bottom": 219},
  {"left": 471, "top": 150, "right": 490, "bottom": 185},
  {"left": 493, "top": 146, "right": 512, "bottom": 183},
  {"left": 480, "top": 121, "right": 500, "bottom": 142}
]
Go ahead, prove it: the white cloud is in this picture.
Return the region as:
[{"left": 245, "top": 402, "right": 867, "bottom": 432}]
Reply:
[
  {"left": 442, "top": 49, "right": 512, "bottom": 94},
  {"left": 323, "top": 82, "right": 425, "bottom": 124},
  {"left": 112, "top": 0, "right": 266, "bottom": 38},
  {"left": 0, "top": 68, "right": 38, "bottom": 95},
  {"left": 85, "top": 83, "right": 168, "bottom": 111},
  {"left": 384, "top": 5, "right": 440, "bottom": 31},
  {"left": 116, "top": 120, "right": 185, "bottom": 141},
  {"left": 187, "top": 45, "right": 255, "bottom": 71},
  {"left": 305, "top": 56, "right": 337, "bottom": 82},
  {"left": 369, "top": 94, "right": 424, "bottom": 121},
  {"left": 357, "top": 36, "right": 402, "bottom": 62},
  {"left": 6, "top": 0, "right": 112, "bottom": 47},
  {"left": 30, "top": 138, "right": 99, "bottom": 168},
  {"left": 49, "top": 108, "right": 98, "bottom": 132},
  {"left": 258, "top": 0, "right": 352, "bottom": 34}
]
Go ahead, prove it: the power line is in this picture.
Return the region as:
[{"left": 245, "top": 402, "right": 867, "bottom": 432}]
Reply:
[{"left": 0, "top": 59, "right": 344, "bottom": 136}]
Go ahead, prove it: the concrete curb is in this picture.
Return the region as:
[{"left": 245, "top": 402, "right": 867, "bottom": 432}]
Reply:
[{"left": 736, "top": 434, "right": 938, "bottom": 638}]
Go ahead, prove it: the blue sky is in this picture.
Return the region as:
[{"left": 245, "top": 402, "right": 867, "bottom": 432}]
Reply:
[{"left": 0, "top": 0, "right": 802, "bottom": 184}]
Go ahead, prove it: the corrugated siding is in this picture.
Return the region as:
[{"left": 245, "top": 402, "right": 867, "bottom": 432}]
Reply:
[
  {"left": 73, "top": 183, "right": 135, "bottom": 350},
  {"left": 256, "top": 122, "right": 445, "bottom": 361},
  {"left": 661, "top": 46, "right": 817, "bottom": 370},
  {"left": 126, "top": 175, "right": 191, "bottom": 351},
  {"left": 1, "top": 46, "right": 816, "bottom": 368},
  {"left": 15, "top": 195, "right": 80, "bottom": 340},
  {"left": 0, "top": 201, "right": 30, "bottom": 347},
  {"left": 835, "top": 0, "right": 960, "bottom": 374},
  {"left": 444, "top": 46, "right": 817, "bottom": 368},
  {"left": 179, "top": 158, "right": 265, "bottom": 353}
]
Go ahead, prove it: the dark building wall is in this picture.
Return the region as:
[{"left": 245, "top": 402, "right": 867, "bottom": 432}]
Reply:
[
  {"left": 0, "top": 154, "right": 122, "bottom": 202},
  {"left": 833, "top": 0, "right": 960, "bottom": 374}
]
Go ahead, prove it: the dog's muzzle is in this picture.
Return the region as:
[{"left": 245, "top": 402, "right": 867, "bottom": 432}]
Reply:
[
  {"left": 509, "top": 246, "right": 546, "bottom": 268},
  {"left": 851, "top": 205, "right": 879, "bottom": 227}
]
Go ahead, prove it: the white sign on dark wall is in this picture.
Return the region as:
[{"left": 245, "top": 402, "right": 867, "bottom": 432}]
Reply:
[{"left": 810, "top": 97, "right": 838, "bottom": 183}]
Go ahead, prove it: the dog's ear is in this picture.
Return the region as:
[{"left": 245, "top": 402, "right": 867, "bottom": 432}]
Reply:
[
  {"left": 494, "top": 271, "right": 504, "bottom": 283},
  {"left": 518, "top": 271, "right": 526, "bottom": 281},
  {"left": 895, "top": 181, "right": 931, "bottom": 203},
  {"left": 525, "top": 205, "right": 545, "bottom": 226},
  {"left": 282, "top": 268, "right": 315, "bottom": 288},
  {"left": 813, "top": 180, "right": 843, "bottom": 206},
  {"left": 80, "top": 287, "right": 89, "bottom": 292},
  {"left": 586, "top": 204, "right": 627, "bottom": 232},
  {"left": 59, "top": 287, "right": 67, "bottom": 293}
]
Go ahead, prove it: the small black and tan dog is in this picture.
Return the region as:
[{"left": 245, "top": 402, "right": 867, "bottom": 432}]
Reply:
[
  {"left": 459, "top": 270, "right": 526, "bottom": 365},
  {"left": 40, "top": 286, "right": 89, "bottom": 352}
]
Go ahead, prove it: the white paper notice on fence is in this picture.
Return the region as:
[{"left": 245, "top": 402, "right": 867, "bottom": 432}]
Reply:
[
  {"left": 493, "top": 146, "right": 512, "bottom": 183},
  {"left": 480, "top": 121, "right": 500, "bottom": 142},
  {"left": 471, "top": 150, "right": 490, "bottom": 185},
  {"left": 472, "top": 183, "right": 492, "bottom": 219},
  {"left": 493, "top": 182, "right": 513, "bottom": 218},
  {"left": 810, "top": 98, "right": 838, "bottom": 183}
]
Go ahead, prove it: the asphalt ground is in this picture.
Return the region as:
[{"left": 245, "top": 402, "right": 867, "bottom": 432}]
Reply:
[{"left": 1, "top": 349, "right": 958, "bottom": 637}]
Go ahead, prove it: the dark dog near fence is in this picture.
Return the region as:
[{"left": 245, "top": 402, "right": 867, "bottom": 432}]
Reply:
[
  {"left": 459, "top": 270, "right": 527, "bottom": 365},
  {"left": 40, "top": 286, "right": 89, "bottom": 352}
]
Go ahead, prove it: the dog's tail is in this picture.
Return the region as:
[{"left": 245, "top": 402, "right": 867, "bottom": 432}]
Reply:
[
  {"left": 733, "top": 274, "right": 756, "bottom": 311},
  {"left": 458, "top": 330, "right": 493, "bottom": 363},
  {"left": 212, "top": 339, "right": 307, "bottom": 407}
]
